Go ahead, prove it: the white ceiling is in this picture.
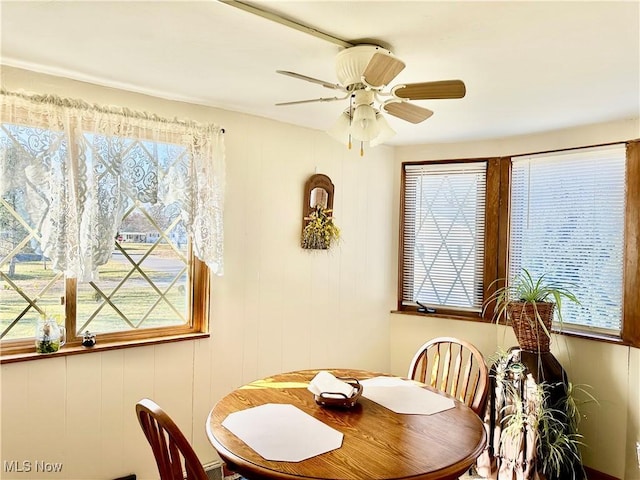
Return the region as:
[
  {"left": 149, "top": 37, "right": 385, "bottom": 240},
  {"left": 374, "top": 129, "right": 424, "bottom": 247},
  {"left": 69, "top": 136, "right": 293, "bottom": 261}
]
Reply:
[{"left": 1, "top": 1, "right": 639, "bottom": 146}]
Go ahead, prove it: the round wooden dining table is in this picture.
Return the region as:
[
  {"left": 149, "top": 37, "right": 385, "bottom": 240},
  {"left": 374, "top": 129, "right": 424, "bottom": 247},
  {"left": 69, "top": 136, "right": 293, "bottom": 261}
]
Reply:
[{"left": 206, "top": 369, "right": 486, "bottom": 480}]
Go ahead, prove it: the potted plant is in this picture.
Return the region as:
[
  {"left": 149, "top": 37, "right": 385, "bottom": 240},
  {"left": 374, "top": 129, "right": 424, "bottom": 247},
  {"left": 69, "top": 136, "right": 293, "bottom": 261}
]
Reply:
[
  {"left": 487, "top": 349, "right": 596, "bottom": 480},
  {"left": 485, "top": 269, "right": 579, "bottom": 352},
  {"left": 301, "top": 205, "right": 340, "bottom": 250}
]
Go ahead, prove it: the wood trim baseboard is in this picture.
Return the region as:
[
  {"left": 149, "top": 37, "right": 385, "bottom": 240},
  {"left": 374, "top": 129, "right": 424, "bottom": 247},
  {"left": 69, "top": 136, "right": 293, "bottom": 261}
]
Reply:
[{"left": 584, "top": 466, "right": 621, "bottom": 480}]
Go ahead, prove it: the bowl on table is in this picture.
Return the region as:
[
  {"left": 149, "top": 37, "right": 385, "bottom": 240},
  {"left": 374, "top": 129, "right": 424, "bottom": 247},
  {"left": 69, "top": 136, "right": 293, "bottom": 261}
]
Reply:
[{"left": 313, "top": 378, "right": 363, "bottom": 408}]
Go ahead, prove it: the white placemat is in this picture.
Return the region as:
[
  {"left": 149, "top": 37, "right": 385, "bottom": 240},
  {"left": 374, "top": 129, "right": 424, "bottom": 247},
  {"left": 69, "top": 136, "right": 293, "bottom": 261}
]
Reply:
[
  {"left": 361, "top": 376, "right": 456, "bottom": 415},
  {"left": 222, "top": 403, "right": 343, "bottom": 462}
]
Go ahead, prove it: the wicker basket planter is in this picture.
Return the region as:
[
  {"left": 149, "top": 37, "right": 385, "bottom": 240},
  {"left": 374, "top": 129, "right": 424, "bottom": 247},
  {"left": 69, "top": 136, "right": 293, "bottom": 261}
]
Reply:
[{"left": 507, "top": 301, "right": 555, "bottom": 352}]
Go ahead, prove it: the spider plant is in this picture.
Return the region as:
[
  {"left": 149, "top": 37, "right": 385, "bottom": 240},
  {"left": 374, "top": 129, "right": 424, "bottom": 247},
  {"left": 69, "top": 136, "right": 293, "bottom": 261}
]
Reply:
[
  {"left": 535, "top": 383, "right": 585, "bottom": 480},
  {"left": 485, "top": 268, "right": 580, "bottom": 338},
  {"left": 493, "top": 349, "right": 596, "bottom": 480}
]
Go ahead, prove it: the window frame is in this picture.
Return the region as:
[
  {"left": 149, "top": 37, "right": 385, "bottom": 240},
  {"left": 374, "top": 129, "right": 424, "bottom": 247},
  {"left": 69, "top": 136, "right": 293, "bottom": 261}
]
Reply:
[
  {"left": 397, "top": 141, "right": 640, "bottom": 349},
  {"left": 398, "top": 157, "right": 502, "bottom": 321},
  {"left": 1, "top": 92, "right": 221, "bottom": 362},
  {"left": 0, "top": 245, "right": 210, "bottom": 362}
]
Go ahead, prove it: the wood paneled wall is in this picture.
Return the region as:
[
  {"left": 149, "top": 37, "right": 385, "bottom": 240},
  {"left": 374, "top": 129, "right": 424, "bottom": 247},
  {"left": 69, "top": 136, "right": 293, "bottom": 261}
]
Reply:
[{"left": 0, "top": 67, "right": 397, "bottom": 480}]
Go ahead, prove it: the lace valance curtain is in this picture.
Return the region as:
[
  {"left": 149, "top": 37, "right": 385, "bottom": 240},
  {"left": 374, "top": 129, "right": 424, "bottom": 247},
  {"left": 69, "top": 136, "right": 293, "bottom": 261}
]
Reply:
[{"left": 0, "top": 90, "right": 225, "bottom": 280}]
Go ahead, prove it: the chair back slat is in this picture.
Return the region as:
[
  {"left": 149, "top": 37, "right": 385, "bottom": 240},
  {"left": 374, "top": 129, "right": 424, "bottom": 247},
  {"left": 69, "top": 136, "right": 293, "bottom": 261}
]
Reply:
[
  {"left": 407, "top": 337, "right": 489, "bottom": 416},
  {"left": 421, "top": 350, "right": 430, "bottom": 385},
  {"left": 169, "top": 440, "right": 184, "bottom": 479},
  {"left": 430, "top": 349, "right": 441, "bottom": 387},
  {"left": 450, "top": 343, "right": 463, "bottom": 399},
  {"left": 136, "top": 398, "right": 209, "bottom": 480},
  {"left": 440, "top": 344, "right": 452, "bottom": 392},
  {"left": 469, "top": 372, "right": 480, "bottom": 407},
  {"left": 464, "top": 357, "right": 473, "bottom": 400},
  {"left": 158, "top": 422, "right": 172, "bottom": 477}
]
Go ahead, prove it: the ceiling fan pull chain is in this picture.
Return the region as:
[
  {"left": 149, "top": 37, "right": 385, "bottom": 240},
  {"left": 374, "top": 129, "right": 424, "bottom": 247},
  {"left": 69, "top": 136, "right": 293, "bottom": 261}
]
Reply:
[
  {"left": 360, "top": 141, "right": 364, "bottom": 157},
  {"left": 349, "top": 93, "right": 354, "bottom": 119},
  {"left": 348, "top": 94, "right": 354, "bottom": 150}
]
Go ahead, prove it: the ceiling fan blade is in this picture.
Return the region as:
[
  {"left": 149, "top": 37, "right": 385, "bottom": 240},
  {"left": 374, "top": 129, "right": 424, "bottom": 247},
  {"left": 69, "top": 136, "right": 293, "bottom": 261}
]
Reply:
[
  {"left": 276, "top": 70, "right": 345, "bottom": 91},
  {"left": 393, "top": 80, "right": 466, "bottom": 100},
  {"left": 382, "top": 102, "right": 434, "bottom": 124},
  {"left": 276, "top": 96, "right": 345, "bottom": 106},
  {"left": 362, "top": 52, "right": 406, "bottom": 88}
]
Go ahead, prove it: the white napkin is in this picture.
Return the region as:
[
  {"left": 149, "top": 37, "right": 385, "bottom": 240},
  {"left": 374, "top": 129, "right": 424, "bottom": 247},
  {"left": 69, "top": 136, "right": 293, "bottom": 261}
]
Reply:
[{"left": 307, "top": 371, "right": 356, "bottom": 399}]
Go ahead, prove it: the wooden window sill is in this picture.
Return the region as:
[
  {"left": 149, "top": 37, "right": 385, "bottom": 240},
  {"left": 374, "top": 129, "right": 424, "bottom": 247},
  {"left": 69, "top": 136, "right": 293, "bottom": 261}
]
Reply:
[
  {"left": 0, "top": 332, "right": 210, "bottom": 364},
  {"left": 391, "top": 309, "right": 492, "bottom": 323}
]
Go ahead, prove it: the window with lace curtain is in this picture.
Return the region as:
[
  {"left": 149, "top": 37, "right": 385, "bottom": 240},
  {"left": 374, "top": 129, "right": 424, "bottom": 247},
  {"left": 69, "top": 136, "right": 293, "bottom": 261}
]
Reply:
[{"left": 0, "top": 91, "right": 225, "bottom": 358}]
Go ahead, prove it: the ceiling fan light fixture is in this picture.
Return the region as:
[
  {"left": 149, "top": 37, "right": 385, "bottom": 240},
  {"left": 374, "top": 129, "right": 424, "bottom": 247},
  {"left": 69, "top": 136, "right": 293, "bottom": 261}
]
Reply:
[
  {"left": 351, "top": 104, "right": 380, "bottom": 142},
  {"left": 327, "top": 108, "right": 396, "bottom": 152},
  {"left": 326, "top": 112, "right": 352, "bottom": 146},
  {"left": 370, "top": 113, "right": 396, "bottom": 147}
]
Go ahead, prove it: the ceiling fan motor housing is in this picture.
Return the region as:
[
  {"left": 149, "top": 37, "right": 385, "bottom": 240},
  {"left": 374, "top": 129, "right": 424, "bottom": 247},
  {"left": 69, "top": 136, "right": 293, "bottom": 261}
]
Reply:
[
  {"left": 336, "top": 45, "right": 393, "bottom": 88},
  {"left": 353, "top": 90, "right": 374, "bottom": 107}
]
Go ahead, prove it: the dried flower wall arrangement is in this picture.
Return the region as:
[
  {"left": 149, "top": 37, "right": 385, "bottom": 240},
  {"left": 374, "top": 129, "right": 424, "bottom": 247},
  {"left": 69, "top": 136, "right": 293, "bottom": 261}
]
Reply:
[{"left": 301, "top": 205, "right": 340, "bottom": 250}]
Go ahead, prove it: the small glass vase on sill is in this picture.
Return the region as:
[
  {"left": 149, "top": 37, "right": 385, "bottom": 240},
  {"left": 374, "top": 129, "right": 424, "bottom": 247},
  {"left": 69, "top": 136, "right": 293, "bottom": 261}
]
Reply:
[{"left": 35, "top": 316, "right": 66, "bottom": 353}]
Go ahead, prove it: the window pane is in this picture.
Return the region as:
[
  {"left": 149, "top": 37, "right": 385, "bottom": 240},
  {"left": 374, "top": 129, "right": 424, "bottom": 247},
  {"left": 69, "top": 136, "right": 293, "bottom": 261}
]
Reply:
[
  {"left": 1, "top": 123, "right": 194, "bottom": 342},
  {"left": 1, "top": 126, "right": 66, "bottom": 340},
  {"left": 75, "top": 132, "right": 191, "bottom": 335},
  {"left": 75, "top": 216, "right": 189, "bottom": 335},
  {"left": 510, "top": 145, "right": 626, "bottom": 334},
  {"left": 402, "top": 162, "right": 487, "bottom": 310}
]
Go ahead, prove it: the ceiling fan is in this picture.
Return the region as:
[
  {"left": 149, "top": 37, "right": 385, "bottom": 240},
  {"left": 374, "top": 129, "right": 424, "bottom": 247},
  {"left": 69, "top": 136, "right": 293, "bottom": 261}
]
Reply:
[
  {"left": 219, "top": 1, "right": 466, "bottom": 154},
  {"left": 275, "top": 44, "right": 466, "bottom": 153}
]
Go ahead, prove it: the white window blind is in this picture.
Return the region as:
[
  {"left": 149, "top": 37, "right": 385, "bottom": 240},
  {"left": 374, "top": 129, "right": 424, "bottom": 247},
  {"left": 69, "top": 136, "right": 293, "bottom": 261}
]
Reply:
[
  {"left": 510, "top": 144, "right": 626, "bottom": 335},
  {"left": 402, "top": 162, "right": 487, "bottom": 310}
]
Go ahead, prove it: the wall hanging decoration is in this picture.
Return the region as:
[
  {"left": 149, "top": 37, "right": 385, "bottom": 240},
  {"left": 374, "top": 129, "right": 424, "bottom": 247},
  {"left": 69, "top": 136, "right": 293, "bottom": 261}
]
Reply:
[{"left": 301, "top": 174, "right": 339, "bottom": 250}]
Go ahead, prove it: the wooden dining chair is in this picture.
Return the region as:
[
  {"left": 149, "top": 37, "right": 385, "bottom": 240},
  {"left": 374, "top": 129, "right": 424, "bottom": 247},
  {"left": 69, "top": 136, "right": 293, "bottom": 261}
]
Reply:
[
  {"left": 136, "top": 398, "right": 209, "bottom": 480},
  {"left": 407, "top": 337, "right": 489, "bottom": 417}
]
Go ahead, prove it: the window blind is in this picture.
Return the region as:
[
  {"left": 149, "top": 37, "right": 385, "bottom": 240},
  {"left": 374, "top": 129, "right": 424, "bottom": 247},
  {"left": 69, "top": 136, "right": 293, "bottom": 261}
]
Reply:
[
  {"left": 402, "top": 162, "right": 487, "bottom": 310},
  {"left": 510, "top": 144, "right": 626, "bottom": 334}
]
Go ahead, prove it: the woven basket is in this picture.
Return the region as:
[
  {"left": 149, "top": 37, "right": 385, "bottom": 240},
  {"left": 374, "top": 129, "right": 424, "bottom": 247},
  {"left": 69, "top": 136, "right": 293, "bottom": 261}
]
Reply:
[{"left": 506, "top": 302, "right": 555, "bottom": 353}]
